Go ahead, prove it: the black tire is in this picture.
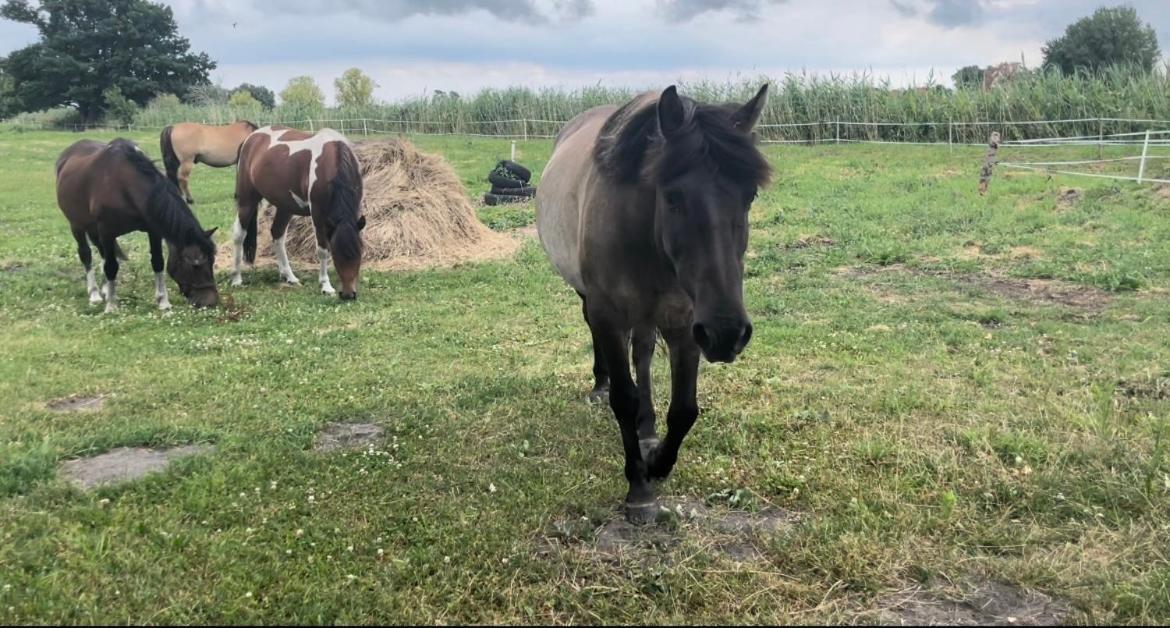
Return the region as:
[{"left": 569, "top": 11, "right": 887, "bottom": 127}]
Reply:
[
  {"left": 492, "top": 185, "right": 536, "bottom": 198},
  {"left": 488, "top": 171, "right": 526, "bottom": 189},
  {"left": 483, "top": 192, "right": 529, "bottom": 206},
  {"left": 498, "top": 160, "right": 531, "bottom": 182}
]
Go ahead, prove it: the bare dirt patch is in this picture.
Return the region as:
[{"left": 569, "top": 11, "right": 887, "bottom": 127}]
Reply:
[
  {"left": 1056, "top": 187, "right": 1082, "bottom": 209},
  {"left": 59, "top": 445, "right": 214, "bottom": 490},
  {"left": 1, "top": 260, "right": 26, "bottom": 273},
  {"left": 548, "top": 496, "right": 799, "bottom": 565},
  {"left": 45, "top": 394, "right": 106, "bottom": 413},
  {"left": 786, "top": 235, "right": 836, "bottom": 250},
  {"left": 871, "top": 577, "right": 1072, "bottom": 626},
  {"left": 841, "top": 264, "right": 1112, "bottom": 313},
  {"left": 313, "top": 422, "right": 385, "bottom": 453}
]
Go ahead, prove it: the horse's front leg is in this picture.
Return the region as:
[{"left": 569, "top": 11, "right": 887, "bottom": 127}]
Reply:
[
  {"left": 633, "top": 325, "right": 659, "bottom": 460},
  {"left": 314, "top": 228, "right": 336, "bottom": 296},
  {"left": 99, "top": 233, "right": 120, "bottom": 314},
  {"left": 148, "top": 231, "right": 172, "bottom": 311},
  {"left": 647, "top": 325, "right": 700, "bottom": 481},
  {"left": 588, "top": 304, "right": 657, "bottom": 524}
]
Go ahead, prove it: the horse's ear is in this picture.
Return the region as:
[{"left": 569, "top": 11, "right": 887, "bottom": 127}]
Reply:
[
  {"left": 205, "top": 227, "right": 218, "bottom": 238},
  {"left": 356, "top": 216, "right": 367, "bottom": 231},
  {"left": 657, "top": 85, "right": 687, "bottom": 139},
  {"left": 732, "top": 83, "right": 769, "bottom": 132}
]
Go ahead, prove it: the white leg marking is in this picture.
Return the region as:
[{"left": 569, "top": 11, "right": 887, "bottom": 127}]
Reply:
[
  {"left": 103, "top": 280, "right": 118, "bottom": 313},
  {"left": 274, "top": 236, "right": 300, "bottom": 284},
  {"left": 231, "top": 216, "right": 246, "bottom": 286},
  {"left": 86, "top": 269, "right": 102, "bottom": 304},
  {"left": 317, "top": 246, "right": 335, "bottom": 295},
  {"left": 154, "top": 272, "right": 172, "bottom": 311}
]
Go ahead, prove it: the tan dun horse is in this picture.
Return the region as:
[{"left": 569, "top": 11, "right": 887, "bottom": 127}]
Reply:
[
  {"left": 160, "top": 120, "right": 258, "bottom": 204},
  {"left": 536, "top": 85, "right": 771, "bottom": 522},
  {"left": 56, "top": 138, "right": 221, "bottom": 313},
  {"left": 231, "top": 125, "right": 365, "bottom": 300}
]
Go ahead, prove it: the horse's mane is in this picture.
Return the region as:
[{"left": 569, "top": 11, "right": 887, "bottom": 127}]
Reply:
[
  {"left": 594, "top": 91, "right": 771, "bottom": 189},
  {"left": 109, "top": 139, "right": 215, "bottom": 256},
  {"left": 326, "top": 142, "right": 363, "bottom": 261}
]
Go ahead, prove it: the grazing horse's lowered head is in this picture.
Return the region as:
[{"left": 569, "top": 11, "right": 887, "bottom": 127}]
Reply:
[{"left": 599, "top": 84, "right": 772, "bottom": 363}]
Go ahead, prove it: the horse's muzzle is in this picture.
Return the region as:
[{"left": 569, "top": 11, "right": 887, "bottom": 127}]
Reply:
[
  {"left": 339, "top": 290, "right": 357, "bottom": 301},
  {"left": 693, "top": 320, "right": 753, "bottom": 363}
]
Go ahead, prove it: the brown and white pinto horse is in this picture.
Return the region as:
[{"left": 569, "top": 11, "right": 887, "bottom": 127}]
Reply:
[
  {"left": 231, "top": 126, "right": 365, "bottom": 300},
  {"left": 160, "top": 120, "right": 258, "bottom": 204}
]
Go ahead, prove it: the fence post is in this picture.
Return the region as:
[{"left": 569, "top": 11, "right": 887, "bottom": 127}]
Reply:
[
  {"left": 522, "top": 118, "right": 529, "bottom": 142},
  {"left": 308, "top": 119, "right": 314, "bottom": 132},
  {"left": 511, "top": 140, "right": 516, "bottom": 162},
  {"left": 948, "top": 121, "right": 953, "bottom": 153},
  {"left": 835, "top": 120, "right": 840, "bottom": 145},
  {"left": 1137, "top": 129, "right": 1151, "bottom": 183},
  {"left": 362, "top": 119, "right": 369, "bottom": 136},
  {"left": 1097, "top": 118, "right": 1104, "bottom": 161}
]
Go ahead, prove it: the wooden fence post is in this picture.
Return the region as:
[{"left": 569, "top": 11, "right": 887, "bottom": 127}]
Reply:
[
  {"left": 1137, "top": 130, "right": 1151, "bottom": 183},
  {"left": 978, "top": 131, "right": 1000, "bottom": 196}
]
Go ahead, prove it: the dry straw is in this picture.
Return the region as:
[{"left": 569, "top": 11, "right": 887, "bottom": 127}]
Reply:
[{"left": 224, "top": 138, "right": 521, "bottom": 271}]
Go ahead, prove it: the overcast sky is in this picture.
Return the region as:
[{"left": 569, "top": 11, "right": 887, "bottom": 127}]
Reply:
[{"left": 2, "top": 0, "right": 1168, "bottom": 104}]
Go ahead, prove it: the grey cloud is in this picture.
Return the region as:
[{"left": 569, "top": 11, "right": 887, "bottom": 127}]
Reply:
[
  {"left": 231, "top": 0, "right": 596, "bottom": 24},
  {"left": 656, "top": 0, "right": 787, "bottom": 23},
  {"left": 887, "top": 0, "right": 986, "bottom": 28}
]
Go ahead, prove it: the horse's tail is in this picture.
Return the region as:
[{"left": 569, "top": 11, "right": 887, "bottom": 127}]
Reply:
[
  {"left": 243, "top": 208, "right": 258, "bottom": 265},
  {"left": 160, "top": 125, "right": 180, "bottom": 188}
]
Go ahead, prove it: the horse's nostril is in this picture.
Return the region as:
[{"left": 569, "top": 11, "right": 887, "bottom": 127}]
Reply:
[
  {"left": 340, "top": 291, "right": 357, "bottom": 301},
  {"left": 692, "top": 323, "right": 711, "bottom": 349},
  {"left": 738, "top": 322, "right": 753, "bottom": 350}
]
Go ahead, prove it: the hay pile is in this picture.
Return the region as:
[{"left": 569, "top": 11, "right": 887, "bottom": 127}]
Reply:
[{"left": 228, "top": 138, "right": 520, "bottom": 271}]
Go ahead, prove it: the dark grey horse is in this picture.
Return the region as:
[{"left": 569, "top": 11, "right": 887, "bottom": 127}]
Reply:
[{"left": 535, "top": 84, "right": 772, "bottom": 522}]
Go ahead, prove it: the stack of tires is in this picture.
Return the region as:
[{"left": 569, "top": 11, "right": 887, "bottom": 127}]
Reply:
[{"left": 483, "top": 160, "right": 535, "bottom": 206}]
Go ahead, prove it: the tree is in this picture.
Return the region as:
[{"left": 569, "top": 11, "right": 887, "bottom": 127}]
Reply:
[
  {"left": 951, "top": 65, "right": 985, "bottom": 90},
  {"left": 234, "top": 83, "right": 274, "bottom": 110},
  {"left": 0, "top": 0, "right": 216, "bottom": 122},
  {"left": 102, "top": 86, "right": 138, "bottom": 126},
  {"left": 1042, "top": 5, "right": 1160, "bottom": 75},
  {"left": 279, "top": 76, "right": 325, "bottom": 119},
  {"left": 0, "top": 58, "right": 19, "bottom": 119},
  {"left": 228, "top": 90, "right": 260, "bottom": 109},
  {"left": 334, "top": 68, "right": 377, "bottom": 110},
  {"left": 186, "top": 84, "right": 230, "bottom": 106}
]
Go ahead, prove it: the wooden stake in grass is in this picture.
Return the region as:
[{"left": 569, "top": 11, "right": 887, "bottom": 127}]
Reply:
[{"left": 978, "top": 131, "right": 1000, "bottom": 196}]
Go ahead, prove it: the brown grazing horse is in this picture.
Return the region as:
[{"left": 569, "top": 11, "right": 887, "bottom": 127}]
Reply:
[
  {"left": 536, "top": 85, "right": 771, "bottom": 523},
  {"left": 160, "top": 120, "right": 258, "bottom": 204},
  {"left": 231, "top": 126, "right": 365, "bottom": 300},
  {"left": 56, "top": 139, "right": 221, "bottom": 313}
]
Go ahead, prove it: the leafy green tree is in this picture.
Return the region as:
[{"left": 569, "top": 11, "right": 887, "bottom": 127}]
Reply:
[
  {"left": 334, "top": 68, "right": 377, "bottom": 110},
  {"left": 951, "top": 65, "right": 985, "bottom": 90},
  {"left": 279, "top": 76, "right": 325, "bottom": 120},
  {"left": 0, "top": 58, "right": 20, "bottom": 119},
  {"left": 0, "top": 0, "right": 216, "bottom": 121},
  {"left": 102, "top": 85, "right": 138, "bottom": 126},
  {"left": 234, "top": 83, "right": 275, "bottom": 110},
  {"left": 1043, "top": 5, "right": 1160, "bottom": 75},
  {"left": 228, "top": 90, "right": 261, "bottom": 113}
]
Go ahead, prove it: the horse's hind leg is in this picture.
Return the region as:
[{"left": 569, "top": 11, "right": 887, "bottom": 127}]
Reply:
[
  {"left": 72, "top": 228, "right": 102, "bottom": 305},
  {"left": 633, "top": 325, "right": 659, "bottom": 460},
  {"left": 148, "top": 231, "right": 172, "bottom": 311},
  {"left": 270, "top": 208, "right": 301, "bottom": 285},
  {"left": 179, "top": 158, "right": 195, "bottom": 204},
  {"left": 579, "top": 292, "right": 610, "bottom": 403}
]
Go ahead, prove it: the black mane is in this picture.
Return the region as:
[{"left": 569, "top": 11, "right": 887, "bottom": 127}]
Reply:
[
  {"left": 326, "top": 142, "right": 363, "bottom": 261},
  {"left": 594, "top": 92, "right": 771, "bottom": 189},
  {"left": 109, "top": 139, "right": 215, "bottom": 256}
]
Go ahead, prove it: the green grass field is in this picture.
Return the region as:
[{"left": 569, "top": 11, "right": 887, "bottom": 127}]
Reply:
[{"left": 1, "top": 129, "right": 1168, "bottom": 624}]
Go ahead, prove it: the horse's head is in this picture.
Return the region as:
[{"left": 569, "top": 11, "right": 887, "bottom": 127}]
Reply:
[
  {"left": 330, "top": 215, "right": 365, "bottom": 300},
  {"left": 650, "top": 84, "right": 770, "bottom": 363},
  {"left": 167, "top": 228, "right": 220, "bottom": 308}
]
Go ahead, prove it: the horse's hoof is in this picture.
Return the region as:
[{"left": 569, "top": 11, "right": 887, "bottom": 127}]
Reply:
[
  {"left": 88, "top": 294, "right": 103, "bottom": 305},
  {"left": 639, "top": 437, "right": 660, "bottom": 462},
  {"left": 625, "top": 500, "right": 660, "bottom": 525},
  {"left": 230, "top": 278, "right": 243, "bottom": 288},
  {"left": 157, "top": 301, "right": 172, "bottom": 312},
  {"left": 104, "top": 304, "right": 118, "bottom": 314},
  {"left": 586, "top": 387, "right": 609, "bottom": 405}
]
